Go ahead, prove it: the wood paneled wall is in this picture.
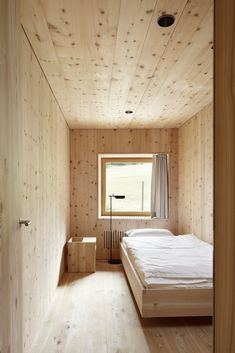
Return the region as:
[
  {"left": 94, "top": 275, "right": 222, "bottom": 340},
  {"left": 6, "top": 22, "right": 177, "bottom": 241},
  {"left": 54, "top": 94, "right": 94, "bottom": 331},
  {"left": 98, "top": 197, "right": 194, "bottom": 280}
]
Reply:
[
  {"left": 70, "top": 129, "right": 178, "bottom": 259},
  {"left": 0, "top": 0, "right": 23, "bottom": 352},
  {"left": 214, "top": 0, "right": 235, "bottom": 350},
  {"left": 178, "top": 103, "right": 213, "bottom": 243},
  {"left": 21, "top": 30, "right": 70, "bottom": 352}
]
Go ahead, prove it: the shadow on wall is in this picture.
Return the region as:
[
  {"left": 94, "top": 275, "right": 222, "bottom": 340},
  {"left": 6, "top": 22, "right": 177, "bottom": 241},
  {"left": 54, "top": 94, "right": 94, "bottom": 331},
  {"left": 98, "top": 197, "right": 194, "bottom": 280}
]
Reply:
[{"left": 58, "top": 243, "right": 67, "bottom": 285}]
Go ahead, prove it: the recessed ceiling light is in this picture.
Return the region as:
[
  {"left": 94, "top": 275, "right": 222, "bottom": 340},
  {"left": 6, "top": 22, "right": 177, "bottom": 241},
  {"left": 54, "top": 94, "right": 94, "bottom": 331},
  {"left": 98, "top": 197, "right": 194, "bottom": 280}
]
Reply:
[
  {"left": 157, "top": 14, "right": 175, "bottom": 28},
  {"left": 125, "top": 110, "right": 133, "bottom": 114}
]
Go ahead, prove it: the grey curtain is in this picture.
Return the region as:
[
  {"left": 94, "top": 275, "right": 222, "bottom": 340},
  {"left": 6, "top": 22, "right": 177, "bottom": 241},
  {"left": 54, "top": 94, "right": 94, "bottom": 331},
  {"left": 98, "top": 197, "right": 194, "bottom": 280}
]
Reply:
[{"left": 151, "top": 154, "right": 169, "bottom": 219}]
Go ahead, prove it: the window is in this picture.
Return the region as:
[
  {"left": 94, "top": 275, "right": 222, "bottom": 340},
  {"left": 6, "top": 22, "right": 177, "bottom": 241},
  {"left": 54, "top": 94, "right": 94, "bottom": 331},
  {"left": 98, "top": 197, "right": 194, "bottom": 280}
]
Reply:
[{"left": 100, "top": 155, "right": 152, "bottom": 217}]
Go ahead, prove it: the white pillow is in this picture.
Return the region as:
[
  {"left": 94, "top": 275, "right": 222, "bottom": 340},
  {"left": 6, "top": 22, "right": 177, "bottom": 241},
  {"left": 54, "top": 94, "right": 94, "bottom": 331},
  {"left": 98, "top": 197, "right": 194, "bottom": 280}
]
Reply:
[{"left": 125, "top": 228, "right": 174, "bottom": 237}]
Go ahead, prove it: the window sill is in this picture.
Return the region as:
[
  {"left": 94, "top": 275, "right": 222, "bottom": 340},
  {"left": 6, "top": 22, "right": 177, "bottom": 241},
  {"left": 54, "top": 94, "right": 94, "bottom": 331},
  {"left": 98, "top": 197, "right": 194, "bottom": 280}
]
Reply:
[{"left": 98, "top": 215, "right": 152, "bottom": 220}]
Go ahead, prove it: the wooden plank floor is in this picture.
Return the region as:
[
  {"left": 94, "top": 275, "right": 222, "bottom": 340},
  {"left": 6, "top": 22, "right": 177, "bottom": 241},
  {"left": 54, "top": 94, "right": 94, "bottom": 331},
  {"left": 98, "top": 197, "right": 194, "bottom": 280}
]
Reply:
[{"left": 30, "top": 262, "right": 213, "bottom": 353}]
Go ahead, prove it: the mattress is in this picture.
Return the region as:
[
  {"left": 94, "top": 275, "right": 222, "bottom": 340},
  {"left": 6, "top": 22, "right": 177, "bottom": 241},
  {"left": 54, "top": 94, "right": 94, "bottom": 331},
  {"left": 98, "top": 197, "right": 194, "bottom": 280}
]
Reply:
[{"left": 122, "top": 234, "right": 213, "bottom": 289}]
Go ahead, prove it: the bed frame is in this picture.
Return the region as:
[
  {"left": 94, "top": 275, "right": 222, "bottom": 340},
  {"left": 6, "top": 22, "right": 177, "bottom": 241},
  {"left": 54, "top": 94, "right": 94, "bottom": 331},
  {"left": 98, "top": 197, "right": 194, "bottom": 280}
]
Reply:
[{"left": 120, "top": 242, "right": 213, "bottom": 318}]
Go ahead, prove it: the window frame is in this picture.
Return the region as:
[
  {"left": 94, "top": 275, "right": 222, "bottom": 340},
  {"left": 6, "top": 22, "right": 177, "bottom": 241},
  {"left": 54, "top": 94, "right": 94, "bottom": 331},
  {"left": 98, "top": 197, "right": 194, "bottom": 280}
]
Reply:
[{"left": 100, "top": 155, "right": 152, "bottom": 217}]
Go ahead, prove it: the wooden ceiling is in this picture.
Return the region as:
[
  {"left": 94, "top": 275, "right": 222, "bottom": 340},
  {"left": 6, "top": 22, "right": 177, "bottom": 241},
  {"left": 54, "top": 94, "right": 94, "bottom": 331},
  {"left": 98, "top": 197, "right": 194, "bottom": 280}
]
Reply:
[{"left": 21, "top": 0, "right": 213, "bottom": 129}]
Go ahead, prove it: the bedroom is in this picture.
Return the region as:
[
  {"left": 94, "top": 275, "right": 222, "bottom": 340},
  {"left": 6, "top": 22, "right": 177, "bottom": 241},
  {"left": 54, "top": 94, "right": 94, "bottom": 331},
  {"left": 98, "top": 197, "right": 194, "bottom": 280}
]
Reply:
[{"left": 0, "top": 0, "right": 234, "bottom": 353}]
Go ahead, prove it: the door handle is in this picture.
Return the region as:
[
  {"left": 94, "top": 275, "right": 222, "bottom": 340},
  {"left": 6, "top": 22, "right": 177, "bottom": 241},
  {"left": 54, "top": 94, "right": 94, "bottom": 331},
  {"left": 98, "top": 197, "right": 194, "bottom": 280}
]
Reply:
[{"left": 19, "top": 219, "right": 31, "bottom": 227}]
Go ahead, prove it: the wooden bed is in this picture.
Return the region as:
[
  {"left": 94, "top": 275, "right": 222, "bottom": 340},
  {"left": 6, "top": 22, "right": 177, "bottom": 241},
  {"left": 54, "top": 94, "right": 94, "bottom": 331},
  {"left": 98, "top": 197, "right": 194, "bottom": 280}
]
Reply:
[{"left": 120, "top": 242, "right": 213, "bottom": 318}]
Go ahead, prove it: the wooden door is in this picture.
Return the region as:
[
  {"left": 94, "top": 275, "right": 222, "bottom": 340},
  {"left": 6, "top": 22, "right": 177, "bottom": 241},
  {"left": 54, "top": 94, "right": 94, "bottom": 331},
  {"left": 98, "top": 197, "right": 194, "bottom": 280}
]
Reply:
[
  {"left": 214, "top": 0, "right": 235, "bottom": 351},
  {"left": 0, "top": 0, "right": 23, "bottom": 352}
]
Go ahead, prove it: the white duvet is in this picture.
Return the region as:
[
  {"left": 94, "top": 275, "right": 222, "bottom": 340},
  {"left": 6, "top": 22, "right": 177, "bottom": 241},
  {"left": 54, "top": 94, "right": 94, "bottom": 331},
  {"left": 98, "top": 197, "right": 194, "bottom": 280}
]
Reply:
[{"left": 122, "top": 234, "right": 213, "bottom": 289}]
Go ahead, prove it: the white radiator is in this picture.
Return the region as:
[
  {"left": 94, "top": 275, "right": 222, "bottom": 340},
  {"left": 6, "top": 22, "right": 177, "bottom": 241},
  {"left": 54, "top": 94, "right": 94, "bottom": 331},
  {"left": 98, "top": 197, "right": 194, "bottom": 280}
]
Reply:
[{"left": 103, "top": 230, "right": 125, "bottom": 249}]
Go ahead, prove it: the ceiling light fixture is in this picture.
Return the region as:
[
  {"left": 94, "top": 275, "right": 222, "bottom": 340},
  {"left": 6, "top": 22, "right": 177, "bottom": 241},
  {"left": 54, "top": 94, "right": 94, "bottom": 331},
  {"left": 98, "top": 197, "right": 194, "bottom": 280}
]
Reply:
[
  {"left": 157, "top": 14, "right": 175, "bottom": 28},
  {"left": 125, "top": 110, "right": 133, "bottom": 114}
]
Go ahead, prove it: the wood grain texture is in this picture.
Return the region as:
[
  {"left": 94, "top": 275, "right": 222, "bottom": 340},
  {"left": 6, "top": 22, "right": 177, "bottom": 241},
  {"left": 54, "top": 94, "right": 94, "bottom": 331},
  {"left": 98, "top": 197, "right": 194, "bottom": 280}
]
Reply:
[
  {"left": 0, "top": 0, "right": 23, "bottom": 352},
  {"left": 178, "top": 103, "right": 213, "bottom": 243},
  {"left": 70, "top": 129, "right": 178, "bottom": 259},
  {"left": 21, "top": 30, "right": 70, "bottom": 353},
  {"left": 21, "top": 0, "right": 213, "bottom": 129},
  {"left": 214, "top": 0, "right": 235, "bottom": 351},
  {"left": 67, "top": 237, "right": 96, "bottom": 273},
  {"left": 30, "top": 262, "right": 213, "bottom": 353},
  {"left": 0, "top": 2, "right": 10, "bottom": 350}
]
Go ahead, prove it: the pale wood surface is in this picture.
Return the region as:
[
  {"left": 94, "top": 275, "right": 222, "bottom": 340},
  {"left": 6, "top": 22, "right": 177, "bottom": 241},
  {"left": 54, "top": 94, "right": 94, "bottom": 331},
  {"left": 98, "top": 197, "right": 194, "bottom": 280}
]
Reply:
[
  {"left": 178, "top": 103, "right": 213, "bottom": 243},
  {"left": 0, "top": 0, "right": 23, "bottom": 352},
  {"left": 121, "top": 243, "right": 213, "bottom": 318},
  {"left": 21, "top": 30, "right": 70, "bottom": 352},
  {"left": 30, "top": 262, "right": 213, "bottom": 353},
  {"left": 21, "top": 0, "right": 213, "bottom": 129},
  {"left": 214, "top": 0, "right": 235, "bottom": 351},
  {"left": 120, "top": 244, "right": 144, "bottom": 312},
  {"left": 70, "top": 129, "right": 178, "bottom": 259},
  {"left": 67, "top": 237, "right": 96, "bottom": 273}
]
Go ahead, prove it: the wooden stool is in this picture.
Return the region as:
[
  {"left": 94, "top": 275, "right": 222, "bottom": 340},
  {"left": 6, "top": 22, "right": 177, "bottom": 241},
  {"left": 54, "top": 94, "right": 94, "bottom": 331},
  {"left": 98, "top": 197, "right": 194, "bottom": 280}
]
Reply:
[{"left": 67, "top": 237, "right": 96, "bottom": 273}]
